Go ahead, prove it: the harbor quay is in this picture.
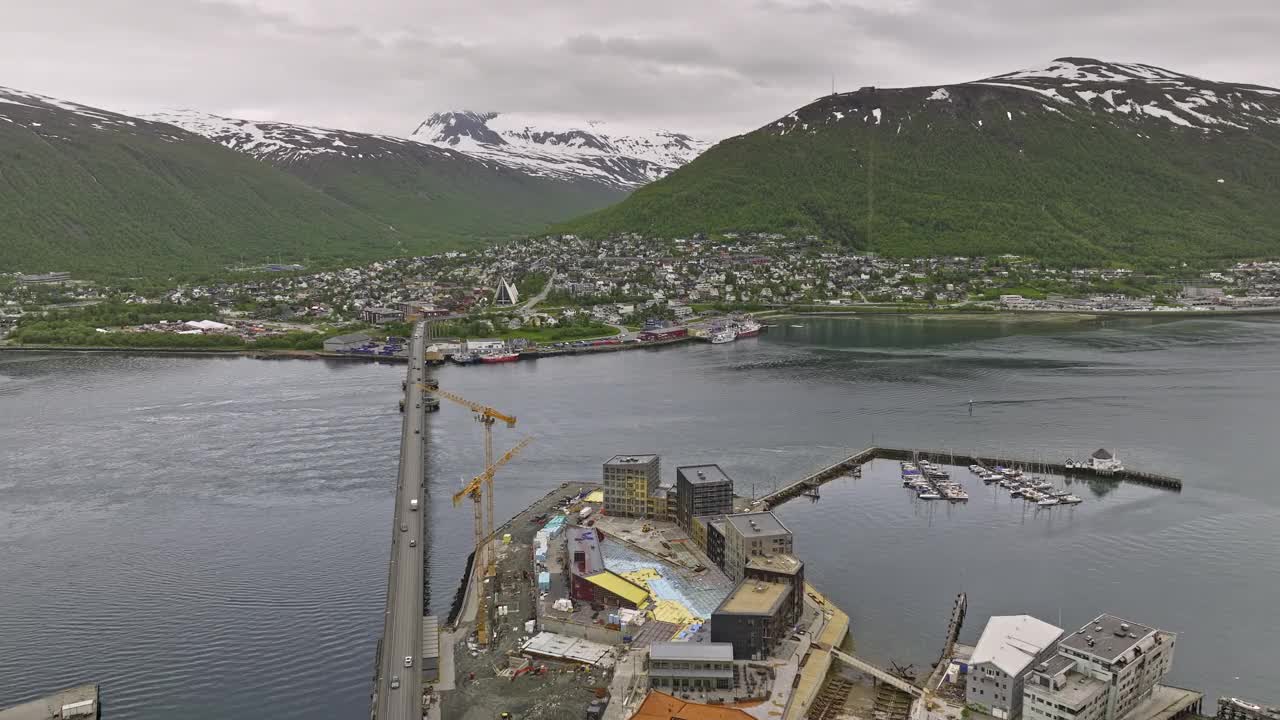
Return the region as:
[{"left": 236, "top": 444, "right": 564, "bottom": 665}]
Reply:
[{"left": 0, "top": 684, "right": 98, "bottom": 720}]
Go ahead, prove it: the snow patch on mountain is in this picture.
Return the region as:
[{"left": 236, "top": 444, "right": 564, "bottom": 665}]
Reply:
[
  {"left": 769, "top": 57, "right": 1280, "bottom": 139},
  {"left": 410, "top": 111, "right": 711, "bottom": 189},
  {"left": 141, "top": 109, "right": 432, "bottom": 163}
]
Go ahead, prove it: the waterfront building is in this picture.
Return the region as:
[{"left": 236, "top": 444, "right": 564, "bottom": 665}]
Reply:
[
  {"left": 463, "top": 338, "right": 505, "bottom": 353},
  {"left": 1218, "top": 698, "right": 1280, "bottom": 720},
  {"left": 710, "top": 579, "right": 796, "bottom": 660},
  {"left": 743, "top": 554, "right": 804, "bottom": 622},
  {"left": 966, "top": 615, "right": 1064, "bottom": 720},
  {"left": 494, "top": 277, "right": 519, "bottom": 305},
  {"left": 1088, "top": 449, "right": 1123, "bottom": 473},
  {"left": 603, "top": 455, "right": 660, "bottom": 518},
  {"left": 322, "top": 332, "right": 371, "bottom": 352},
  {"left": 647, "top": 642, "right": 735, "bottom": 691},
  {"left": 721, "top": 512, "right": 793, "bottom": 583},
  {"left": 675, "top": 464, "right": 734, "bottom": 531},
  {"left": 1023, "top": 614, "right": 1176, "bottom": 720}
]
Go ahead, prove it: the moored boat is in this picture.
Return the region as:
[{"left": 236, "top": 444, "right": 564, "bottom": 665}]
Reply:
[
  {"left": 710, "top": 329, "right": 737, "bottom": 344},
  {"left": 733, "top": 319, "right": 762, "bottom": 337},
  {"left": 479, "top": 351, "right": 520, "bottom": 363}
]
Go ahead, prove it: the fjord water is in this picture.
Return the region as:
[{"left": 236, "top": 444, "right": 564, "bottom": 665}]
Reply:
[{"left": 2, "top": 315, "right": 1277, "bottom": 717}]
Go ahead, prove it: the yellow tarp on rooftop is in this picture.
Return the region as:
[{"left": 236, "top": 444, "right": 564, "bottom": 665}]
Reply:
[
  {"left": 583, "top": 571, "right": 649, "bottom": 607},
  {"left": 584, "top": 490, "right": 604, "bottom": 503},
  {"left": 649, "top": 599, "right": 698, "bottom": 628}
]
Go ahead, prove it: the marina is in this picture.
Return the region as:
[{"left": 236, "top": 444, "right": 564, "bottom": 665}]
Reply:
[{"left": 759, "top": 446, "right": 1182, "bottom": 510}]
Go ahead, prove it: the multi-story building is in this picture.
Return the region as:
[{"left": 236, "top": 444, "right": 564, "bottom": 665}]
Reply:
[
  {"left": 721, "top": 512, "right": 793, "bottom": 583},
  {"left": 647, "top": 642, "right": 735, "bottom": 691},
  {"left": 705, "top": 518, "right": 727, "bottom": 570},
  {"left": 1024, "top": 614, "right": 1177, "bottom": 720},
  {"left": 647, "top": 483, "right": 676, "bottom": 522},
  {"left": 1024, "top": 655, "right": 1109, "bottom": 720},
  {"left": 966, "top": 615, "right": 1064, "bottom": 720},
  {"left": 711, "top": 579, "right": 796, "bottom": 660},
  {"left": 743, "top": 554, "right": 804, "bottom": 623},
  {"left": 603, "top": 455, "right": 660, "bottom": 518},
  {"left": 675, "top": 465, "right": 734, "bottom": 531},
  {"left": 360, "top": 306, "right": 405, "bottom": 325}
]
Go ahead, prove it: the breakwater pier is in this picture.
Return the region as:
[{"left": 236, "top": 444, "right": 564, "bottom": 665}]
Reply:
[{"left": 758, "top": 446, "right": 1182, "bottom": 509}]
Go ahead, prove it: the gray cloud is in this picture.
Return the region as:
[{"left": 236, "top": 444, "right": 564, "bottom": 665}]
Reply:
[{"left": 2, "top": 0, "right": 1277, "bottom": 139}]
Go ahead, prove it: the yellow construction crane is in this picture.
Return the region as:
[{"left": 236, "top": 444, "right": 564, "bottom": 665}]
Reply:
[
  {"left": 419, "top": 382, "right": 517, "bottom": 574},
  {"left": 452, "top": 436, "right": 532, "bottom": 646}
]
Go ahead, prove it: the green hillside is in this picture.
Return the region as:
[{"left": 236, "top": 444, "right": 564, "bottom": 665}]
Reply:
[
  {"left": 563, "top": 59, "right": 1280, "bottom": 265},
  {"left": 278, "top": 146, "right": 623, "bottom": 245},
  {"left": 0, "top": 89, "right": 624, "bottom": 277}
]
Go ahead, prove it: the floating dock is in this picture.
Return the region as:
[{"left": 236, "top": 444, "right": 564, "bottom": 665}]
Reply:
[
  {"left": 759, "top": 446, "right": 1181, "bottom": 508},
  {"left": 0, "top": 684, "right": 98, "bottom": 720}
]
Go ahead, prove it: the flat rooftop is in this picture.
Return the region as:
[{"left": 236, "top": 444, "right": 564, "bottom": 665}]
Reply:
[
  {"left": 650, "top": 641, "right": 734, "bottom": 662},
  {"left": 567, "top": 526, "right": 605, "bottom": 576},
  {"left": 1028, "top": 670, "right": 1107, "bottom": 708},
  {"left": 745, "top": 553, "right": 803, "bottom": 576},
  {"left": 715, "top": 580, "right": 789, "bottom": 616},
  {"left": 605, "top": 454, "right": 659, "bottom": 467},
  {"left": 1060, "top": 613, "right": 1158, "bottom": 662},
  {"left": 725, "top": 511, "right": 790, "bottom": 537},
  {"left": 678, "top": 464, "right": 733, "bottom": 485},
  {"left": 1038, "top": 653, "right": 1076, "bottom": 676}
]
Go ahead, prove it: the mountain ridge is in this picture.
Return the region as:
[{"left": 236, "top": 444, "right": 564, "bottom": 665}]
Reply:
[
  {"left": 410, "top": 110, "right": 711, "bottom": 189},
  {"left": 561, "top": 58, "right": 1280, "bottom": 264},
  {"left": 0, "top": 89, "right": 634, "bottom": 275}
]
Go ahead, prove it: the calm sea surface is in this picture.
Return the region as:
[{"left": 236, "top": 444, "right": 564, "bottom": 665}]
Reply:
[{"left": 2, "top": 315, "right": 1278, "bottom": 717}]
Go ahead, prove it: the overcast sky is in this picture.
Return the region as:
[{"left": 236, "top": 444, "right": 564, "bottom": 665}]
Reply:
[{"left": 4, "top": 0, "right": 1278, "bottom": 139}]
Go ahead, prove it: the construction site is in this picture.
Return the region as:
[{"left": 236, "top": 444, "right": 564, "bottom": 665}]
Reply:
[{"left": 409, "top": 367, "right": 968, "bottom": 720}]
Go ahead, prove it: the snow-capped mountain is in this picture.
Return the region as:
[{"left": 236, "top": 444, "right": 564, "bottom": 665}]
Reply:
[
  {"left": 0, "top": 85, "right": 187, "bottom": 138},
  {"left": 141, "top": 109, "right": 461, "bottom": 165},
  {"left": 770, "top": 57, "right": 1280, "bottom": 136},
  {"left": 410, "top": 111, "right": 711, "bottom": 189}
]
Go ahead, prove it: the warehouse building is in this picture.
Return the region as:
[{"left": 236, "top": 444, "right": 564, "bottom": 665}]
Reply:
[
  {"left": 965, "top": 614, "right": 1063, "bottom": 720},
  {"left": 322, "top": 332, "right": 371, "bottom": 352},
  {"left": 565, "top": 526, "right": 648, "bottom": 609}
]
